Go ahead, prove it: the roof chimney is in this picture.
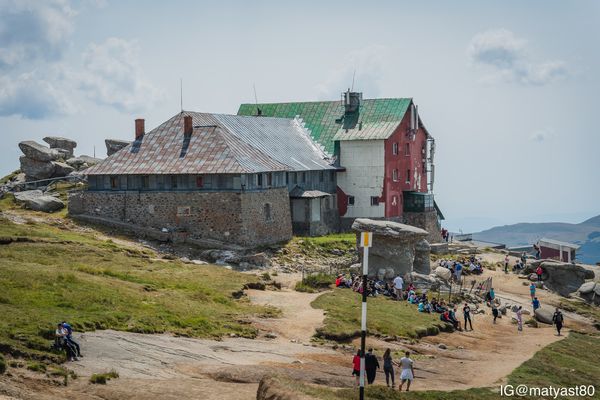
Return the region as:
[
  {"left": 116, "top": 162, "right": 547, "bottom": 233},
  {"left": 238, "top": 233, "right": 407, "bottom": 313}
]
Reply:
[
  {"left": 342, "top": 89, "right": 362, "bottom": 114},
  {"left": 183, "top": 115, "right": 193, "bottom": 136},
  {"left": 135, "top": 118, "right": 145, "bottom": 139}
]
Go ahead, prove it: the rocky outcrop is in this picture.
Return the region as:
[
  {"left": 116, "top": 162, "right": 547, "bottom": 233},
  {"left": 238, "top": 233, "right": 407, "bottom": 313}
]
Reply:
[
  {"left": 52, "top": 161, "right": 75, "bottom": 177},
  {"left": 13, "top": 190, "right": 64, "bottom": 212},
  {"left": 524, "top": 261, "right": 593, "bottom": 297},
  {"left": 18, "top": 141, "right": 60, "bottom": 162},
  {"left": 413, "top": 239, "right": 431, "bottom": 274},
  {"left": 105, "top": 139, "right": 130, "bottom": 156},
  {"left": 434, "top": 266, "right": 452, "bottom": 281},
  {"left": 405, "top": 271, "right": 450, "bottom": 291},
  {"left": 534, "top": 307, "right": 554, "bottom": 324},
  {"left": 578, "top": 281, "right": 600, "bottom": 305},
  {"left": 43, "top": 136, "right": 77, "bottom": 157},
  {"left": 66, "top": 155, "right": 102, "bottom": 169},
  {"left": 352, "top": 218, "right": 428, "bottom": 277},
  {"left": 19, "top": 156, "right": 56, "bottom": 180}
]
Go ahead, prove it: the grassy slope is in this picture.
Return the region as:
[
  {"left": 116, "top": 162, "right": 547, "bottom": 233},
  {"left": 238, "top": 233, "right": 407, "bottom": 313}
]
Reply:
[
  {"left": 311, "top": 289, "right": 448, "bottom": 341},
  {"left": 0, "top": 216, "right": 277, "bottom": 361},
  {"left": 273, "top": 234, "right": 356, "bottom": 265},
  {"left": 268, "top": 332, "right": 600, "bottom": 399}
]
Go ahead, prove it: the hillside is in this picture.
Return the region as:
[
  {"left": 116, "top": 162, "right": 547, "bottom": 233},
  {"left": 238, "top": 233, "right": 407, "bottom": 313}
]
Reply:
[{"left": 473, "top": 215, "right": 600, "bottom": 264}]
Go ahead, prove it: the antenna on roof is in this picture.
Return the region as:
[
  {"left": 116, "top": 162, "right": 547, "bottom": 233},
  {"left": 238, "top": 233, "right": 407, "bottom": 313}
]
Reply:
[
  {"left": 253, "top": 83, "right": 262, "bottom": 116},
  {"left": 351, "top": 69, "right": 356, "bottom": 91},
  {"left": 180, "top": 78, "right": 183, "bottom": 113}
]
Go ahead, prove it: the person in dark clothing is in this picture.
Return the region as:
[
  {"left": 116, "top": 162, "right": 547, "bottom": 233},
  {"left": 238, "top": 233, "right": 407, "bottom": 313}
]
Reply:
[
  {"left": 382, "top": 348, "right": 395, "bottom": 387},
  {"left": 463, "top": 303, "right": 473, "bottom": 331},
  {"left": 552, "top": 308, "right": 564, "bottom": 336},
  {"left": 492, "top": 306, "right": 499, "bottom": 324},
  {"left": 55, "top": 323, "right": 78, "bottom": 361},
  {"left": 364, "top": 348, "right": 380, "bottom": 384},
  {"left": 62, "top": 321, "right": 82, "bottom": 357}
]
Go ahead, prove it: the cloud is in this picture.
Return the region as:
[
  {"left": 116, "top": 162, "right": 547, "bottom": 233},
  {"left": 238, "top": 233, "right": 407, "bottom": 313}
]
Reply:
[
  {"left": 468, "top": 29, "right": 568, "bottom": 86},
  {"left": 0, "top": 0, "right": 75, "bottom": 69},
  {"left": 78, "top": 37, "right": 163, "bottom": 112},
  {"left": 0, "top": 69, "right": 76, "bottom": 119},
  {"left": 316, "top": 45, "right": 389, "bottom": 99}
]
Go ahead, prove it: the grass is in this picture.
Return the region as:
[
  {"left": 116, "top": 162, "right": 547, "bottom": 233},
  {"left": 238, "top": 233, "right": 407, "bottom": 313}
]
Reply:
[
  {"left": 310, "top": 288, "right": 450, "bottom": 341},
  {"left": 0, "top": 216, "right": 279, "bottom": 361},
  {"left": 90, "top": 369, "right": 119, "bottom": 384},
  {"left": 295, "top": 273, "right": 334, "bottom": 293},
  {"left": 558, "top": 299, "right": 600, "bottom": 325},
  {"left": 264, "top": 332, "right": 600, "bottom": 399},
  {"left": 0, "top": 170, "right": 20, "bottom": 185},
  {"left": 273, "top": 233, "right": 356, "bottom": 266}
]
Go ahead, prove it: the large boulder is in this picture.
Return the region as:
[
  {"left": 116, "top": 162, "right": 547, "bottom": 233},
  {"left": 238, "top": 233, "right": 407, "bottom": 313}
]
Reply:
[
  {"left": 413, "top": 239, "right": 431, "bottom": 274},
  {"left": 105, "top": 139, "right": 130, "bottom": 156},
  {"left": 534, "top": 307, "right": 554, "bottom": 324},
  {"left": 352, "top": 218, "right": 428, "bottom": 277},
  {"left": 434, "top": 266, "right": 452, "bottom": 281},
  {"left": 19, "top": 156, "right": 55, "bottom": 180},
  {"left": 578, "top": 281, "right": 600, "bottom": 305},
  {"left": 13, "top": 190, "right": 64, "bottom": 212},
  {"left": 66, "top": 155, "right": 102, "bottom": 169},
  {"left": 43, "top": 136, "right": 77, "bottom": 157},
  {"left": 405, "top": 271, "right": 449, "bottom": 291},
  {"left": 14, "top": 190, "right": 44, "bottom": 203},
  {"left": 51, "top": 161, "right": 75, "bottom": 177},
  {"left": 535, "top": 261, "right": 592, "bottom": 296},
  {"left": 430, "top": 242, "right": 449, "bottom": 254},
  {"left": 578, "top": 281, "right": 596, "bottom": 295},
  {"left": 18, "top": 141, "right": 60, "bottom": 162}
]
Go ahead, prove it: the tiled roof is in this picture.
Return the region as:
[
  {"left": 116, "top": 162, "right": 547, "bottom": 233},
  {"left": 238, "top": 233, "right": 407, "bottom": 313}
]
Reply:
[
  {"left": 237, "top": 98, "right": 412, "bottom": 155},
  {"left": 85, "top": 112, "right": 334, "bottom": 176}
]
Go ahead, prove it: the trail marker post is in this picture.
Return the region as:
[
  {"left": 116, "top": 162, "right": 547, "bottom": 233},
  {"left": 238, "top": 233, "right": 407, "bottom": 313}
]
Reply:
[{"left": 359, "top": 231, "right": 372, "bottom": 400}]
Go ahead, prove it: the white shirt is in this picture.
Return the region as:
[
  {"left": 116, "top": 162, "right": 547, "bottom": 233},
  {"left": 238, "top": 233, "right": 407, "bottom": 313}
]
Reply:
[
  {"left": 393, "top": 276, "right": 404, "bottom": 289},
  {"left": 400, "top": 357, "right": 413, "bottom": 370}
]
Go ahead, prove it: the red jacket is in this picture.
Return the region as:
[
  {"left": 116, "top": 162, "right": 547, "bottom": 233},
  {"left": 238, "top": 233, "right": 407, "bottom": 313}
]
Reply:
[{"left": 353, "top": 355, "right": 361, "bottom": 371}]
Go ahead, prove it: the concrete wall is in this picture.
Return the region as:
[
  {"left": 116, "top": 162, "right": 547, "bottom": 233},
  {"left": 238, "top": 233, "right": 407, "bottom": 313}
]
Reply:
[
  {"left": 336, "top": 139, "right": 385, "bottom": 218},
  {"left": 69, "top": 188, "right": 292, "bottom": 247}
]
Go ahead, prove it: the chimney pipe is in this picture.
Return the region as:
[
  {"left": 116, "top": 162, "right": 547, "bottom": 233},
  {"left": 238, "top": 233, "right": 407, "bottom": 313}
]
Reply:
[
  {"left": 135, "top": 119, "right": 145, "bottom": 139},
  {"left": 183, "top": 115, "right": 193, "bottom": 136}
]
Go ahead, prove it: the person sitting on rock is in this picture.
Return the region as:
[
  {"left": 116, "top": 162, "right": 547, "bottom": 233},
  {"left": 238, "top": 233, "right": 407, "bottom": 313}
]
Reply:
[
  {"left": 55, "top": 323, "right": 78, "bottom": 361},
  {"left": 418, "top": 301, "right": 425, "bottom": 312},
  {"left": 335, "top": 274, "right": 344, "bottom": 287},
  {"left": 440, "top": 310, "right": 452, "bottom": 324},
  {"left": 424, "top": 301, "right": 433, "bottom": 313},
  {"left": 448, "top": 307, "right": 460, "bottom": 329},
  {"left": 536, "top": 266, "right": 544, "bottom": 282}
]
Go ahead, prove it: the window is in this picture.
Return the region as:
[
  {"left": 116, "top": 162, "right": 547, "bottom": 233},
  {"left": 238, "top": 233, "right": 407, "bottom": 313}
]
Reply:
[
  {"left": 392, "top": 142, "right": 399, "bottom": 155},
  {"left": 370, "top": 196, "right": 379, "bottom": 206},
  {"left": 196, "top": 176, "right": 204, "bottom": 188},
  {"left": 404, "top": 142, "right": 411, "bottom": 156},
  {"left": 257, "top": 174, "right": 263, "bottom": 187},
  {"left": 347, "top": 196, "right": 355, "bottom": 206},
  {"left": 319, "top": 171, "right": 324, "bottom": 183},
  {"left": 110, "top": 176, "right": 118, "bottom": 190},
  {"left": 141, "top": 175, "right": 150, "bottom": 189},
  {"left": 264, "top": 203, "right": 272, "bottom": 221},
  {"left": 392, "top": 169, "right": 398, "bottom": 182},
  {"left": 171, "top": 175, "right": 178, "bottom": 189},
  {"left": 267, "top": 172, "right": 272, "bottom": 187},
  {"left": 406, "top": 169, "right": 411, "bottom": 183}
]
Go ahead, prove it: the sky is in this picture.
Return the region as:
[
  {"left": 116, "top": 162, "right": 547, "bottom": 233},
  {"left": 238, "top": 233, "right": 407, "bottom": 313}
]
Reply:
[{"left": 1, "top": 0, "right": 599, "bottom": 232}]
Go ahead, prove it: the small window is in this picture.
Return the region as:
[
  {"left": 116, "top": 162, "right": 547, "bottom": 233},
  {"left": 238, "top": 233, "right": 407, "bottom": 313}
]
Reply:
[
  {"left": 404, "top": 142, "right": 411, "bottom": 156},
  {"left": 319, "top": 171, "right": 324, "bottom": 183},
  {"left": 267, "top": 172, "right": 272, "bottom": 187},
  {"left": 110, "top": 176, "right": 118, "bottom": 189},
  {"left": 348, "top": 196, "right": 355, "bottom": 206},
  {"left": 196, "top": 176, "right": 204, "bottom": 188},
  {"left": 392, "top": 142, "right": 399, "bottom": 155},
  {"left": 392, "top": 169, "right": 398, "bottom": 182},
  {"left": 264, "top": 203, "right": 272, "bottom": 221},
  {"left": 406, "top": 169, "right": 411, "bottom": 183},
  {"left": 370, "top": 196, "right": 379, "bottom": 206},
  {"left": 141, "top": 175, "right": 150, "bottom": 189},
  {"left": 171, "top": 176, "right": 178, "bottom": 189},
  {"left": 257, "top": 174, "right": 263, "bottom": 187}
]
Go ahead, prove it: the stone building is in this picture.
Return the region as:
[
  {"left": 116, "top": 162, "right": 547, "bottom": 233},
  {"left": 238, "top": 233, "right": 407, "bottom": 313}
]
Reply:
[
  {"left": 69, "top": 112, "right": 338, "bottom": 247},
  {"left": 238, "top": 90, "right": 445, "bottom": 242}
]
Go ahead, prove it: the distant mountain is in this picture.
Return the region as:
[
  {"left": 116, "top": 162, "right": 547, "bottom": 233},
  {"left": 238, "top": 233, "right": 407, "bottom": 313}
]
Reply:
[{"left": 472, "top": 215, "right": 600, "bottom": 265}]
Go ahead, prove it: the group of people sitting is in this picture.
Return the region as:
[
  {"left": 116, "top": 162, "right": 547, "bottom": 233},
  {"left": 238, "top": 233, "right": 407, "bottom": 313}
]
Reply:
[
  {"left": 335, "top": 273, "right": 403, "bottom": 298},
  {"left": 54, "top": 321, "right": 82, "bottom": 361},
  {"left": 437, "top": 255, "right": 484, "bottom": 281}
]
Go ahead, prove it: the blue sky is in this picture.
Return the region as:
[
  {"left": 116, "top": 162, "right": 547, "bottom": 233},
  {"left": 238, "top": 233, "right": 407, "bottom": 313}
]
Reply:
[{"left": 1, "top": 0, "right": 598, "bottom": 232}]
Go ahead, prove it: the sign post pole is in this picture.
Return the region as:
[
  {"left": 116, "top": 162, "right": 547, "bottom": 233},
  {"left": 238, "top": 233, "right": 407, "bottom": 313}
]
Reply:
[{"left": 359, "top": 232, "right": 372, "bottom": 400}]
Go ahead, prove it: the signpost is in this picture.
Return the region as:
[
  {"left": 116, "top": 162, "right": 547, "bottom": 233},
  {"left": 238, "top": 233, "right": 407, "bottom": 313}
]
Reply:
[{"left": 359, "top": 231, "right": 372, "bottom": 400}]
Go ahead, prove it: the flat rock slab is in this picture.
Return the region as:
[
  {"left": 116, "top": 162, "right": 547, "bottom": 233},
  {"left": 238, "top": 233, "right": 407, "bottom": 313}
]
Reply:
[
  {"left": 43, "top": 136, "right": 77, "bottom": 151},
  {"left": 19, "top": 140, "right": 60, "bottom": 162},
  {"left": 23, "top": 196, "right": 65, "bottom": 212},
  {"left": 352, "top": 218, "right": 429, "bottom": 238},
  {"left": 14, "top": 190, "right": 44, "bottom": 202}
]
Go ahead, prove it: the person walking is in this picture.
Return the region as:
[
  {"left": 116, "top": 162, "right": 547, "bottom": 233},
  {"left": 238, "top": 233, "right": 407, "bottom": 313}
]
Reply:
[
  {"left": 365, "top": 348, "right": 380, "bottom": 384},
  {"left": 463, "top": 303, "right": 473, "bottom": 331},
  {"left": 398, "top": 351, "right": 415, "bottom": 392},
  {"left": 352, "top": 350, "right": 362, "bottom": 386},
  {"left": 382, "top": 348, "right": 395, "bottom": 388},
  {"left": 455, "top": 262, "right": 463, "bottom": 283},
  {"left": 504, "top": 255, "right": 509, "bottom": 274},
  {"left": 516, "top": 306, "right": 523, "bottom": 332},
  {"left": 393, "top": 274, "right": 404, "bottom": 301},
  {"left": 552, "top": 308, "right": 564, "bottom": 336},
  {"left": 536, "top": 265, "right": 544, "bottom": 282},
  {"left": 492, "top": 306, "right": 499, "bottom": 324},
  {"left": 529, "top": 282, "right": 536, "bottom": 300},
  {"left": 532, "top": 297, "right": 541, "bottom": 311},
  {"left": 521, "top": 252, "right": 527, "bottom": 267}
]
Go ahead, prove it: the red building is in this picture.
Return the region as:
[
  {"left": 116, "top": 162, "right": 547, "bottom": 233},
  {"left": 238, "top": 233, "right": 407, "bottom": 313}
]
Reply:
[{"left": 538, "top": 238, "right": 579, "bottom": 263}]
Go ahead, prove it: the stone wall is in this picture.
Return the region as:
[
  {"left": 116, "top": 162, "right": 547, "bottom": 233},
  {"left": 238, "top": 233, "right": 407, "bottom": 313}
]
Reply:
[
  {"left": 403, "top": 210, "right": 443, "bottom": 243},
  {"left": 69, "top": 188, "right": 292, "bottom": 247},
  {"left": 291, "top": 195, "right": 340, "bottom": 236}
]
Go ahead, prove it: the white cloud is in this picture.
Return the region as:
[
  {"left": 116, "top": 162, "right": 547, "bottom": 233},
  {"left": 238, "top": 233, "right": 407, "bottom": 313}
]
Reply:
[
  {"left": 78, "top": 37, "right": 163, "bottom": 112},
  {"left": 468, "top": 29, "right": 568, "bottom": 86},
  {"left": 316, "top": 45, "right": 389, "bottom": 99},
  {"left": 0, "top": 0, "right": 75, "bottom": 69}
]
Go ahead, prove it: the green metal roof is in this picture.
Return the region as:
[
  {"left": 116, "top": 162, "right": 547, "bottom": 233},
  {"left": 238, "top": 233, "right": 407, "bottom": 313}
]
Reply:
[{"left": 237, "top": 98, "right": 412, "bottom": 156}]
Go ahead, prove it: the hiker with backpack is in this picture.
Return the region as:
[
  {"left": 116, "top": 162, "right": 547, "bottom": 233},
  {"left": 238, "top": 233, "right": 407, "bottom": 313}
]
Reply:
[{"left": 552, "top": 308, "right": 564, "bottom": 336}]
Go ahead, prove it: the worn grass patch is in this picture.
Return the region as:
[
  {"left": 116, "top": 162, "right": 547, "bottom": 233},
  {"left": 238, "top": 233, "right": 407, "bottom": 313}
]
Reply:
[
  {"left": 273, "top": 233, "right": 356, "bottom": 267},
  {"left": 295, "top": 273, "right": 334, "bottom": 293},
  {"left": 311, "top": 288, "right": 449, "bottom": 341},
  {"left": 90, "top": 369, "right": 119, "bottom": 384},
  {"left": 0, "top": 217, "right": 278, "bottom": 361}
]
